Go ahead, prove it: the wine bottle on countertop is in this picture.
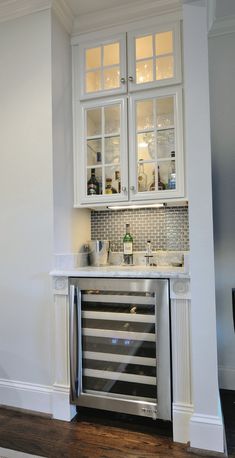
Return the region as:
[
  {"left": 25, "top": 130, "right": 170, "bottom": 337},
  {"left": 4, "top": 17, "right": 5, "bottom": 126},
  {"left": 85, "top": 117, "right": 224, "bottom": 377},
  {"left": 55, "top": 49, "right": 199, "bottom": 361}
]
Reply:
[{"left": 123, "top": 223, "right": 133, "bottom": 265}]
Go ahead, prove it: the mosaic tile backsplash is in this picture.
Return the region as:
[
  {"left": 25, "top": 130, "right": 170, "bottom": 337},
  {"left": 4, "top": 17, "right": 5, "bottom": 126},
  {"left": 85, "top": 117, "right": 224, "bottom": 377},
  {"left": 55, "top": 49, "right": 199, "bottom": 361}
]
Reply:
[{"left": 91, "top": 206, "right": 189, "bottom": 252}]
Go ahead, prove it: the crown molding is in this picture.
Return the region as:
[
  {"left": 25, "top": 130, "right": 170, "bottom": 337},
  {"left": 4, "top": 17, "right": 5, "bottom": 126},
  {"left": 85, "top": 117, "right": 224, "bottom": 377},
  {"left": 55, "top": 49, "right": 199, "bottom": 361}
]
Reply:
[
  {"left": 72, "top": 0, "right": 182, "bottom": 36},
  {"left": 0, "top": 0, "right": 73, "bottom": 33},
  {"left": 52, "top": 0, "right": 73, "bottom": 34},
  {"left": 0, "top": 0, "right": 51, "bottom": 23},
  {"left": 209, "top": 14, "right": 235, "bottom": 38},
  {"left": 207, "top": 0, "right": 216, "bottom": 32}
]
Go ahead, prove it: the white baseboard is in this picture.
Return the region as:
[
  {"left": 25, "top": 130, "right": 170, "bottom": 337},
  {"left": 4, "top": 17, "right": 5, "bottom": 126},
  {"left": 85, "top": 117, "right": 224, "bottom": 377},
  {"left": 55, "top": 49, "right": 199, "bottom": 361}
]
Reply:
[
  {"left": 172, "top": 402, "right": 194, "bottom": 444},
  {"left": 52, "top": 383, "right": 77, "bottom": 421},
  {"left": 218, "top": 366, "right": 235, "bottom": 390},
  {"left": 190, "top": 413, "right": 225, "bottom": 453},
  {"left": 0, "top": 378, "right": 52, "bottom": 415}
]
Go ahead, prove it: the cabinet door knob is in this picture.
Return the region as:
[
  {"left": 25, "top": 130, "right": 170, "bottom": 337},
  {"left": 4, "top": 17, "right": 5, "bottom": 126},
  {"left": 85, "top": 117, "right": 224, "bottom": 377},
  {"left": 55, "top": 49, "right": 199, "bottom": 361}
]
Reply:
[
  {"left": 121, "top": 186, "right": 127, "bottom": 192},
  {"left": 120, "top": 77, "right": 126, "bottom": 84},
  {"left": 130, "top": 185, "right": 135, "bottom": 191},
  {"left": 128, "top": 76, "right": 134, "bottom": 82}
]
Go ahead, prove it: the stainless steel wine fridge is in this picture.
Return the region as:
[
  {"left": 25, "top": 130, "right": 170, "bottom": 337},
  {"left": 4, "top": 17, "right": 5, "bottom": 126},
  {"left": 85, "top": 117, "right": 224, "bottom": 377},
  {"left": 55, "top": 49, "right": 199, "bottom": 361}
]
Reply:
[{"left": 69, "top": 278, "right": 171, "bottom": 421}]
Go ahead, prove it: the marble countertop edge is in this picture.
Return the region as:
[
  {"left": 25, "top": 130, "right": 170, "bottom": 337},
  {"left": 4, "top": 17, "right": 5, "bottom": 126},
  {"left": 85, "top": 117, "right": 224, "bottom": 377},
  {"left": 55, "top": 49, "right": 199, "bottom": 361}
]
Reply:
[{"left": 50, "top": 266, "right": 190, "bottom": 279}]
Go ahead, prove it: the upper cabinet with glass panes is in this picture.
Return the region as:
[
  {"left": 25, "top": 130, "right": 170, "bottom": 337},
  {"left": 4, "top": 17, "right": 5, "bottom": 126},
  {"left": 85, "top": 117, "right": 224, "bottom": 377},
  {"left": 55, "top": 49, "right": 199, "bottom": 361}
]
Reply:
[
  {"left": 73, "top": 19, "right": 184, "bottom": 206},
  {"left": 78, "top": 34, "right": 127, "bottom": 99},
  {"left": 77, "top": 23, "right": 181, "bottom": 100},
  {"left": 128, "top": 23, "right": 181, "bottom": 92}
]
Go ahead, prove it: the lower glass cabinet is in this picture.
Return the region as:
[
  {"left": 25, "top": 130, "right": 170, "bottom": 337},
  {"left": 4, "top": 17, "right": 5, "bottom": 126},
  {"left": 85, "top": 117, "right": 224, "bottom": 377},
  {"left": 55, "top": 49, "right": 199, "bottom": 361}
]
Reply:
[{"left": 74, "top": 86, "right": 184, "bottom": 206}]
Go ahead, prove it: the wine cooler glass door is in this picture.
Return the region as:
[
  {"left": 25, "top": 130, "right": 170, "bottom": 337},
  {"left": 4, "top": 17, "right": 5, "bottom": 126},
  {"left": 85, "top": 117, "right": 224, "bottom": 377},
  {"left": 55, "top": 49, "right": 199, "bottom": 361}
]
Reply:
[{"left": 69, "top": 278, "right": 171, "bottom": 421}]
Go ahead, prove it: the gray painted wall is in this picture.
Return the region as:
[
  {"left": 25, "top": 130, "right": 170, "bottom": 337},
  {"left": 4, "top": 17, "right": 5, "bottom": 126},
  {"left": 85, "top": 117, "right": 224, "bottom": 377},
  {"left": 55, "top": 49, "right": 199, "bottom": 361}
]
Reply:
[{"left": 209, "top": 30, "right": 235, "bottom": 389}]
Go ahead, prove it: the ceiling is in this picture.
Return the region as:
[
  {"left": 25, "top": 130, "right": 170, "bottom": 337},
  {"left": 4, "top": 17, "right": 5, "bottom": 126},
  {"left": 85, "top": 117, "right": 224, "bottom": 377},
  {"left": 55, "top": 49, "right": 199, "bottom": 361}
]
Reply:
[
  {"left": 66, "top": 0, "right": 235, "bottom": 18},
  {"left": 67, "top": 0, "right": 155, "bottom": 17}
]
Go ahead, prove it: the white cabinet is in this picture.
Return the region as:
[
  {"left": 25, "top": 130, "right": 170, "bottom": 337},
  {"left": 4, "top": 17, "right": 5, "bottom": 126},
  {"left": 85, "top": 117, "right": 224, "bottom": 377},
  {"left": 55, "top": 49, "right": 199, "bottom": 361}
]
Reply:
[
  {"left": 77, "top": 97, "right": 129, "bottom": 205},
  {"left": 129, "top": 86, "right": 184, "bottom": 201},
  {"left": 77, "top": 22, "right": 181, "bottom": 100},
  {"left": 73, "top": 20, "right": 184, "bottom": 207}
]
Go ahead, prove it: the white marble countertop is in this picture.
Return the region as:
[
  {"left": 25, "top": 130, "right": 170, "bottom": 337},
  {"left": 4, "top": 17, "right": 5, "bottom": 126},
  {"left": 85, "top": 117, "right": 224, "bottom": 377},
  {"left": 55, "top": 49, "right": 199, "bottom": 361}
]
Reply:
[{"left": 50, "top": 265, "right": 190, "bottom": 279}]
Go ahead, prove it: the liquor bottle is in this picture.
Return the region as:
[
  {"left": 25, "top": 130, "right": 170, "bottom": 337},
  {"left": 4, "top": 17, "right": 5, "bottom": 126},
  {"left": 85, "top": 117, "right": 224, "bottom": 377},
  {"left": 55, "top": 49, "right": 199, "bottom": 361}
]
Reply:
[
  {"left": 87, "top": 169, "right": 99, "bottom": 195},
  {"left": 123, "top": 223, "right": 133, "bottom": 265},
  {"left": 157, "top": 165, "right": 166, "bottom": 191},
  {"left": 105, "top": 178, "right": 113, "bottom": 194},
  {"left": 167, "top": 151, "right": 176, "bottom": 189},
  {"left": 115, "top": 170, "right": 121, "bottom": 193},
  {"left": 96, "top": 152, "right": 102, "bottom": 194},
  {"left": 138, "top": 159, "right": 147, "bottom": 192},
  {"left": 149, "top": 169, "right": 155, "bottom": 191}
]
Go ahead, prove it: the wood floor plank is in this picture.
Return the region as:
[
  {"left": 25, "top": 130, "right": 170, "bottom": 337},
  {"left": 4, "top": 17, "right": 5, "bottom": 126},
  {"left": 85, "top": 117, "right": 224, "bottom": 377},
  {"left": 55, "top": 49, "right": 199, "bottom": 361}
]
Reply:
[{"left": 0, "top": 406, "right": 232, "bottom": 458}]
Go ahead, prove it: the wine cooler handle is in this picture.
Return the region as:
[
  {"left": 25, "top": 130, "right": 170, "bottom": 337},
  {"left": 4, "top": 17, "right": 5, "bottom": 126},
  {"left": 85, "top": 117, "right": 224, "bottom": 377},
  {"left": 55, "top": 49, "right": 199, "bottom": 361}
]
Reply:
[{"left": 69, "top": 285, "right": 77, "bottom": 401}]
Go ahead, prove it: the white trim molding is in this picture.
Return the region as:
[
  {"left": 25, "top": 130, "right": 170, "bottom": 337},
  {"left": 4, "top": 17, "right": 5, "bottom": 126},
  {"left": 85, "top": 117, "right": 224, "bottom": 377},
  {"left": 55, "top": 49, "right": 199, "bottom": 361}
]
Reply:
[
  {"left": 0, "top": 0, "right": 73, "bottom": 33},
  {"left": 52, "top": 383, "right": 76, "bottom": 421},
  {"left": 190, "top": 413, "right": 224, "bottom": 453},
  {"left": 72, "top": 0, "right": 182, "bottom": 36},
  {"left": 173, "top": 402, "right": 194, "bottom": 444},
  {"left": 52, "top": 0, "right": 73, "bottom": 34},
  {"left": 170, "top": 278, "right": 192, "bottom": 444},
  {"left": 0, "top": 0, "right": 51, "bottom": 24},
  {"left": 207, "top": 0, "right": 216, "bottom": 32},
  {"left": 0, "top": 378, "right": 52, "bottom": 415},
  {"left": 209, "top": 14, "right": 235, "bottom": 38}
]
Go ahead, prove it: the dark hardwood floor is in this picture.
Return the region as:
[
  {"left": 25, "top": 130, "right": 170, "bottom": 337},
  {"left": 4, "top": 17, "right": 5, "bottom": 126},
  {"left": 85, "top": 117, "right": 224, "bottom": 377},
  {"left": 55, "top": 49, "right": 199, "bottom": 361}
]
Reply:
[
  {"left": 0, "top": 395, "right": 234, "bottom": 458},
  {"left": 220, "top": 390, "right": 235, "bottom": 457}
]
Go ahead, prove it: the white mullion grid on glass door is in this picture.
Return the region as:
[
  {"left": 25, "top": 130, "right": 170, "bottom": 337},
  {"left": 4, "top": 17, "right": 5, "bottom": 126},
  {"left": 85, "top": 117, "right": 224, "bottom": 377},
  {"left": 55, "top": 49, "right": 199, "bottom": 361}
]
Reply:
[
  {"left": 101, "top": 106, "right": 105, "bottom": 194},
  {"left": 153, "top": 96, "right": 158, "bottom": 190},
  {"left": 84, "top": 107, "right": 88, "bottom": 197},
  {"left": 152, "top": 32, "right": 156, "bottom": 84},
  {"left": 101, "top": 44, "right": 104, "bottom": 92},
  {"left": 173, "top": 93, "right": 178, "bottom": 190}
]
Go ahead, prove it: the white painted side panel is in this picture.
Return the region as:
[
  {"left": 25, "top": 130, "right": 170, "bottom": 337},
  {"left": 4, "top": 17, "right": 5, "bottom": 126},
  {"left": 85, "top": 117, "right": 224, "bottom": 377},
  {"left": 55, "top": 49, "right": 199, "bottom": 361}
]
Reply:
[
  {"left": 51, "top": 12, "right": 91, "bottom": 252},
  {"left": 0, "top": 11, "right": 53, "bottom": 386}
]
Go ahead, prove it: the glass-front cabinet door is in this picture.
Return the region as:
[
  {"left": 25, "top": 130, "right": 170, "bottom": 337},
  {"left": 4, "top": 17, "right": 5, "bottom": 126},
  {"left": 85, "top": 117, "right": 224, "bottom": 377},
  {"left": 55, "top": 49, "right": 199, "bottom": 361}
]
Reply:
[
  {"left": 127, "top": 22, "right": 181, "bottom": 92},
  {"left": 78, "top": 34, "right": 127, "bottom": 99},
  {"left": 129, "top": 86, "right": 184, "bottom": 200},
  {"left": 77, "top": 97, "right": 128, "bottom": 204}
]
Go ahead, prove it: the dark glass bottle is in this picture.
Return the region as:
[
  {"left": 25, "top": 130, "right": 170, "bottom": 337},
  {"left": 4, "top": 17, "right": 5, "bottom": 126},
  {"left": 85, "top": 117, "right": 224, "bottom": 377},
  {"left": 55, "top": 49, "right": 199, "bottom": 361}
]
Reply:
[
  {"left": 167, "top": 151, "right": 176, "bottom": 189},
  {"left": 96, "top": 152, "right": 102, "bottom": 194},
  {"left": 87, "top": 169, "right": 99, "bottom": 195},
  {"left": 149, "top": 169, "right": 155, "bottom": 191},
  {"left": 158, "top": 165, "right": 166, "bottom": 191}
]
